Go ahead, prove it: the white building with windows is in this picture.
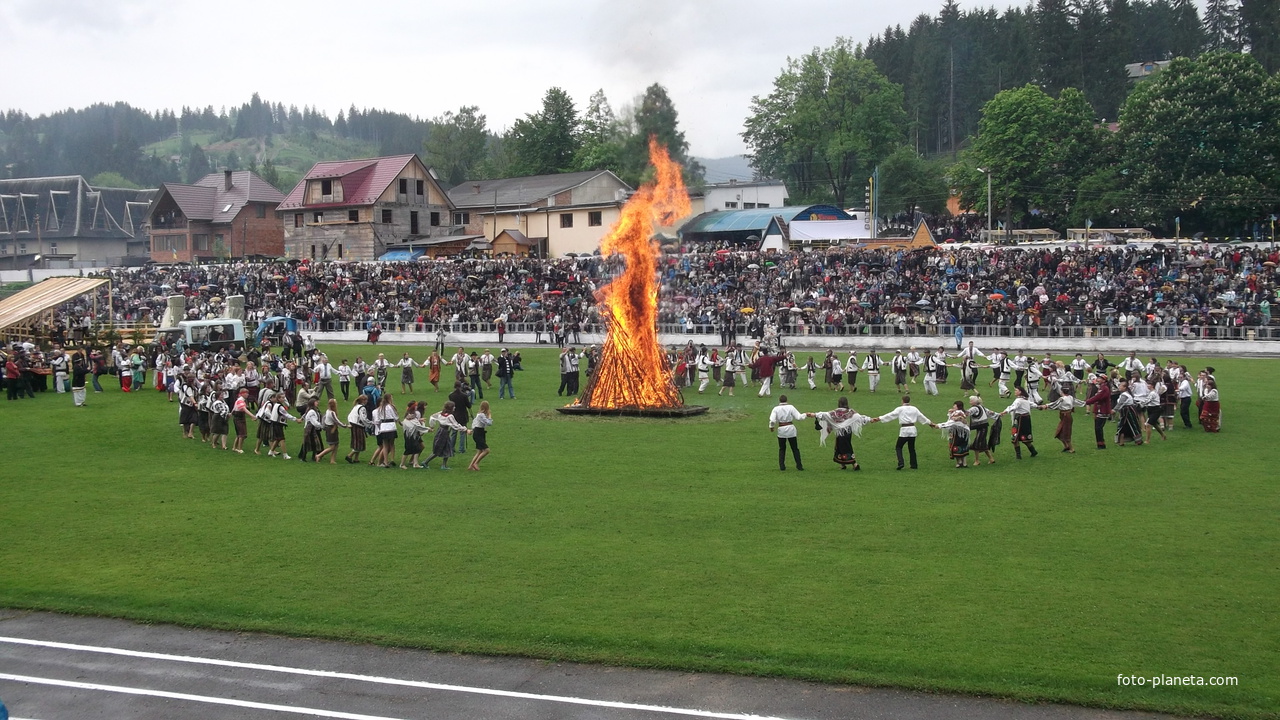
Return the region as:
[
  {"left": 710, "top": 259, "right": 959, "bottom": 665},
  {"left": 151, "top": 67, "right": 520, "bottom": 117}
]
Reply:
[
  {"left": 702, "top": 179, "right": 788, "bottom": 213},
  {"left": 447, "top": 170, "right": 632, "bottom": 257}
]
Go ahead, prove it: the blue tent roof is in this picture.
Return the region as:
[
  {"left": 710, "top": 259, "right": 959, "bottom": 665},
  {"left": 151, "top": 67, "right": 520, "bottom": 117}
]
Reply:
[
  {"left": 377, "top": 249, "right": 424, "bottom": 262},
  {"left": 679, "top": 205, "right": 850, "bottom": 236},
  {"left": 254, "top": 316, "right": 298, "bottom": 343}
]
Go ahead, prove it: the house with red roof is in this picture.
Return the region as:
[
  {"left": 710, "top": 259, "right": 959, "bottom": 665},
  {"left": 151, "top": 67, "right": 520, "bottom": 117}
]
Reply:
[
  {"left": 277, "top": 154, "right": 454, "bottom": 261},
  {"left": 145, "top": 170, "right": 285, "bottom": 262}
]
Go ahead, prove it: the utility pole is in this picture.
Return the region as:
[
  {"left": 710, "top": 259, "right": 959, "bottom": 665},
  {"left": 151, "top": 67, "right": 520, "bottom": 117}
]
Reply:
[{"left": 976, "top": 168, "right": 992, "bottom": 242}]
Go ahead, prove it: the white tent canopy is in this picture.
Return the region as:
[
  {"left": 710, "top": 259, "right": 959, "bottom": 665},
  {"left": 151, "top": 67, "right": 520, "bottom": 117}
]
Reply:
[{"left": 789, "top": 220, "right": 872, "bottom": 241}]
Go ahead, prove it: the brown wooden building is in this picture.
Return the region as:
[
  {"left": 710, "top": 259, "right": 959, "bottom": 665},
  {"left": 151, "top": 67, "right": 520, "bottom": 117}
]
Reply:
[
  {"left": 146, "top": 170, "right": 285, "bottom": 262},
  {"left": 277, "top": 154, "right": 454, "bottom": 261}
]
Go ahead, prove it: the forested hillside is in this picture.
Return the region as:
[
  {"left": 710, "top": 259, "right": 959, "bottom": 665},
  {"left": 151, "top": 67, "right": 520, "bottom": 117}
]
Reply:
[{"left": 856, "top": 0, "right": 1277, "bottom": 159}]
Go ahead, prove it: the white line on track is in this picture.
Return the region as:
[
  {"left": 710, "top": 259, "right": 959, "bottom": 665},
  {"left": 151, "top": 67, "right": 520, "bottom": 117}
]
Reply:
[
  {"left": 0, "top": 673, "right": 406, "bottom": 720},
  {"left": 0, "top": 636, "right": 794, "bottom": 720}
]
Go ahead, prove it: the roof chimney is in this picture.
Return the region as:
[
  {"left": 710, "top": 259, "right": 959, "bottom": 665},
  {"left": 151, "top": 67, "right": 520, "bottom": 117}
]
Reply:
[{"left": 224, "top": 170, "right": 233, "bottom": 191}]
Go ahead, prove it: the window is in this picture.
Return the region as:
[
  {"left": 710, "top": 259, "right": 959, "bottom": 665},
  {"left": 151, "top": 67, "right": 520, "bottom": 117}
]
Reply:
[
  {"left": 416, "top": 179, "right": 424, "bottom": 195},
  {"left": 348, "top": 209, "right": 359, "bottom": 222},
  {"left": 313, "top": 212, "right": 324, "bottom": 223},
  {"left": 410, "top": 211, "right": 419, "bottom": 234},
  {"left": 399, "top": 178, "right": 408, "bottom": 194},
  {"left": 19, "top": 243, "right": 27, "bottom": 254},
  {"left": 337, "top": 244, "right": 343, "bottom": 259},
  {"left": 310, "top": 245, "right": 316, "bottom": 259},
  {"left": 743, "top": 202, "right": 756, "bottom": 209},
  {"left": 294, "top": 213, "right": 303, "bottom": 228},
  {"left": 194, "top": 234, "right": 210, "bottom": 251},
  {"left": 757, "top": 202, "right": 770, "bottom": 208},
  {"left": 560, "top": 213, "right": 574, "bottom": 228},
  {"left": 320, "top": 179, "right": 333, "bottom": 196},
  {"left": 430, "top": 211, "right": 440, "bottom": 227},
  {"left": 454, "top": 211, "right": 470, "bottom": 225},
  {"left": 382, "top": 209, "right": 392, "bottom": 223},
  {"left": 588, "top": 211, "right": 602, "bottom": 227},
  {"left": 256, "top": 203, "right": 267, "bottom": 218},
  {"left": 49, "top": 242, "right": 58, "bottom": 254},
  {"left": 724, "top": 201, "right": 738, "bottom": 209}
]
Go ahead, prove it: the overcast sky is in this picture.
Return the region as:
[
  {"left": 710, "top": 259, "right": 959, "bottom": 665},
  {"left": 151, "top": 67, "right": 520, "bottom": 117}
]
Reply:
[{"left": 0, "top": 0, "right": 1018, "bottom": 160}]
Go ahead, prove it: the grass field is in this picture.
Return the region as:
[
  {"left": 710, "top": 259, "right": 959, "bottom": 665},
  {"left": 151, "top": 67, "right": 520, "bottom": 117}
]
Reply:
[{"left": 2, "top": 345, "right": 1276, "bottom": 719}]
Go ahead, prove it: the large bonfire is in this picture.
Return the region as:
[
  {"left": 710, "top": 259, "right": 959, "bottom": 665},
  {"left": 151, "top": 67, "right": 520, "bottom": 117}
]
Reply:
[{"left": 573, "top": 139, "right": 691, "bottom": 411}]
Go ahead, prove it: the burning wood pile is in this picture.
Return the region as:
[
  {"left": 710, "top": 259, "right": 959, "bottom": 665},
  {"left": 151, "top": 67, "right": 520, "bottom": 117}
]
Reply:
[{"left": 559, "top": 140, "right": 707, "bottom": 417}]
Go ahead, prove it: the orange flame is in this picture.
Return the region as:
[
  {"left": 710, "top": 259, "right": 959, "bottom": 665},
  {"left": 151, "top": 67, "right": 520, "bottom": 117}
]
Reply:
[{"left": 576, "top": 139, "right": 691, "bottom": 410}]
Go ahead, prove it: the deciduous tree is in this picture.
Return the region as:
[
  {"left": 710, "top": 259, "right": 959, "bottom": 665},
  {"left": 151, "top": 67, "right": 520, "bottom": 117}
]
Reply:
[
  {"left": 743, "top": 39, "right": 907, "bottom": 207},
  {"left": 425, "top": 106, "right": 490, "bottom": 188},
  {"left": 505, "top": 88, "right": 580, "bottom": 177},
  {"left": 1119, "top": 51, "right": 1280, "bottom": 232}
]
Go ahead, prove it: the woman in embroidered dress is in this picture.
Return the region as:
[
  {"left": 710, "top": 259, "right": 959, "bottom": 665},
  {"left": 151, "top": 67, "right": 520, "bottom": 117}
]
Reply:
[
  {"left": 809, "top": 396, "right": 871, "bottom": 470},
  {"left": 936, "top": 400, "right": 971, "bottom": 468},
  {"left": 1199, "top": 379, "right": 1220, "bottom": 432}
]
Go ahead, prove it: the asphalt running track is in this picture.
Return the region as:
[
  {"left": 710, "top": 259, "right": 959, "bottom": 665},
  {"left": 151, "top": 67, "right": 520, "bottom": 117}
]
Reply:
[{"left": 0, "top": 610, "right": 1177, "bottom": 720}]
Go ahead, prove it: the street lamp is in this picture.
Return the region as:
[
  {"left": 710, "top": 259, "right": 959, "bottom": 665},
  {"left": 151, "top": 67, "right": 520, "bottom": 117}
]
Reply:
[{"left": 976, "top": 168, "right": 992, "bottom": 241}]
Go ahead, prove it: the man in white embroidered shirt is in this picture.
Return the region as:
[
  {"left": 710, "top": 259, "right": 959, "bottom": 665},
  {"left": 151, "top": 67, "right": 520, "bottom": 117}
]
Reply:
[
  {"left": 873, "top": 395, "right": 935, "bottom": 470},
  {"left": 768, "top": 395, "right": 806, "bottom": 471}
]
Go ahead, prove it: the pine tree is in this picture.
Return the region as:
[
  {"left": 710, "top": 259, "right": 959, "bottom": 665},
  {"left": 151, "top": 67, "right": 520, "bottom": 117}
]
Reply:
[
  {"left": 1203, "top": 0, "right": 1243, "bottom": 51},
  {"left": 1239, "top": 0, "right": 1280, "bottom": 71}
]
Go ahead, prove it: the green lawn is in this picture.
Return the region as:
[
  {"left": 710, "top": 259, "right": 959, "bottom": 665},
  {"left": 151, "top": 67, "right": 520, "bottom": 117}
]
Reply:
[{"left": 2, "top": 346, "right": 1276, "bottom": 719}]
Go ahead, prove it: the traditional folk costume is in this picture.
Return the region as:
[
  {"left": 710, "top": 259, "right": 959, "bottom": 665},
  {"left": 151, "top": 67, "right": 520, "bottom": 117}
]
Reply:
[
  {"left": 1042, "top": 394, "right": 1085, "bottom": 450},
  {"left": 1024, "top": 362, "right": 1044, "bottom": 404},
  {"left": 997, "top": 354, "right": 1014, "bottom": 397},
  {"left": 347, "top": 403, "right": 369, "bottom": 453},
  {"left": 968, "top": 402, "right": 999, "bottom": 454},
  {"left": 1000, "top": 395, "right": 1038, "bottom": 458},
  {"left": 861, "top": 353, "right": 883, "bottom": 393},
  {"left": 373, "top": 357, "right": 391, "bottom": 388},
  {"left": 300, "top": 406, "right": 324, "bottom": 460},
  {"left": 720, "top": 351, "right": 738, "bottom": 392},
  {"left": 1011, "top": 353, "right": 1029, "bottom": 390},
  {"left": 1199, "top": 387, "right": 1220, "bottom": 432},
  {"left": 814, "top": 407, "right": 871, "bottom": 470},
  {"left": 209, "top": 397, "right": 230, "bottom": 437},
  {"left": 891, "top": 353, "right": 909, "bottom": 387},
  {"left": 178, "top": 380, "right": 199, "bottom": 429},
  {"left": 1113, "top": 390, "right": 1144, "bottom": 445},
  {"left": 471, "top": 411, "right": 493, "bottom": 451},
  {"left": 323, "top": 408, "right": 343, "bottom": 448},
  {"left": 196, "top": 388, "right": 213, "bottom": 437},
  {"left": 274, "top": 404, "right": 296, "bottom": 444},
  {"left": 1069, "top": 357, "right": 1089, "bottom": 381},
  {"left": 936, "top": 409, "right": 971, "bottom": 466},
  {"left": 906, "top": 350, "right": 923, "bottom": 382},
  {"left": 1085, "top": 381, "right": 1113, "bottom": 449},
  {"left": 402, "top": 412, "right": 426, "bottom": 456},
  {"left": 923, "top": 354, "right": 943, "bottom": 395},
  {"left": 398, "top": 357, "right": 416, "bottom": 386},
  {"left": 1158, "top": 375, "right": 1177, "bottom": 426},
  {"left": 232, "top": 394, "right": 250, "bottom": 441},
  {"left": 427, "top": 411, "right": 468, "bottom": 460},
  {"left": 959, "top": 356, "right": 978, "bottom": 390}
]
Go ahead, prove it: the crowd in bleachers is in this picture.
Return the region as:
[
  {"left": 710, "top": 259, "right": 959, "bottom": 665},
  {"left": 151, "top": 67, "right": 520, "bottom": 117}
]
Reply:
[{"left": 31, "top": 241, "right": 1280, "bottom": 342}]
